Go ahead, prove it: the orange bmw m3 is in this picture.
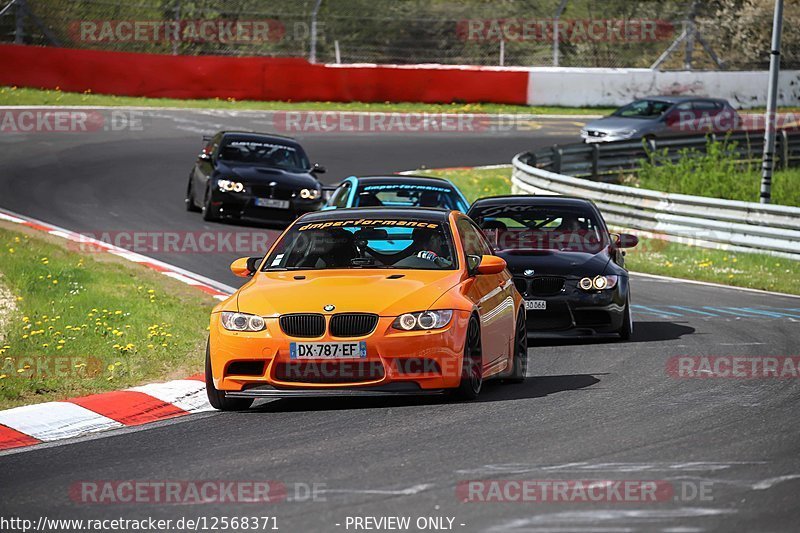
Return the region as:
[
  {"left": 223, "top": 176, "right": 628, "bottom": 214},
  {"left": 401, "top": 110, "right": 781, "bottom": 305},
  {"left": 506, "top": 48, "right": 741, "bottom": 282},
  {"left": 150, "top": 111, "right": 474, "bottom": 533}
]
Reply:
[{"left": 206, "top": 207, "right": 527, "bottom": 410}]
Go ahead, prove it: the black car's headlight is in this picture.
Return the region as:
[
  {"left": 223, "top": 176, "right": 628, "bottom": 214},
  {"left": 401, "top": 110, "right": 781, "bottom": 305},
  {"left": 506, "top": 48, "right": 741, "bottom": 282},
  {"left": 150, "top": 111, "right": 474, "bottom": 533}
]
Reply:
[
  {"left": 218, "top": 179, "right": 245, "bottom": 193},
  {"left": 392, "top": 310, "right": 453, "bottom": 331},
  {"left": 299, "top": 188, "right": 321, "bottom": 199},
  {"left": 579, "top": 275, "right": 619, "bottom": 291},
  {"left": 221, "top": 312, "right": 265, "bottom": 331}
]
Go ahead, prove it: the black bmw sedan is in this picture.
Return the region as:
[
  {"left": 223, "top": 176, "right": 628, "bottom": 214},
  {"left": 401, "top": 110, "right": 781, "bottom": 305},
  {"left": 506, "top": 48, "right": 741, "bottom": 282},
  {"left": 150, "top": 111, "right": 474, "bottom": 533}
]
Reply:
[
  {"left": 185, "top": 131, "right": 326, "bottom": 225},
  {"left": 468, "top": 195, "right": 638, "bottom": 339}
]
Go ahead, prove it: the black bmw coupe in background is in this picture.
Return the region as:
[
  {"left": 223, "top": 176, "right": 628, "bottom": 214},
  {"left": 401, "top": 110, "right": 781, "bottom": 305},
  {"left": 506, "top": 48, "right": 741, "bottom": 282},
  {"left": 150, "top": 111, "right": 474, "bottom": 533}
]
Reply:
[
  {"left": 468, "top": 195, "right": 638, "bottom": 339},
  {"left": 185, "top": 131, "right": 326, "bottom": 225}
]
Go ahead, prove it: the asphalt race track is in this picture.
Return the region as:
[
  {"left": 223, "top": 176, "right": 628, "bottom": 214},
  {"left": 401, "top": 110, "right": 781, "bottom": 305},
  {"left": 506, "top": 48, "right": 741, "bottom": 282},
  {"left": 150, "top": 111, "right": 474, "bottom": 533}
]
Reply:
[{"left": 1, "top": 109, "right": 799, "bottom": 532}]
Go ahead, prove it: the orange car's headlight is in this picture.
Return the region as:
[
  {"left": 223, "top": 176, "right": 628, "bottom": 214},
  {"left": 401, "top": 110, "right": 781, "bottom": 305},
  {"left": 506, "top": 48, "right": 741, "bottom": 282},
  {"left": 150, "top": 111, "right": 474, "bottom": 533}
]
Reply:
[
  {"left": 221, "top": 312, "right": 266, "bottom": 332},
  {"left": 392, "top": 310, "right": 453, "bottom": 331}
]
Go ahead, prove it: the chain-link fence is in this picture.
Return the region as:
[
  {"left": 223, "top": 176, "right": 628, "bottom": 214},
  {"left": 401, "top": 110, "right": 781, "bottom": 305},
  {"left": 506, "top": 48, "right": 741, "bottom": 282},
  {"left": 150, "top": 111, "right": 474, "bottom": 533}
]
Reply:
[{"left": 2, "top": 0, "right": 797, "bottom": 70}]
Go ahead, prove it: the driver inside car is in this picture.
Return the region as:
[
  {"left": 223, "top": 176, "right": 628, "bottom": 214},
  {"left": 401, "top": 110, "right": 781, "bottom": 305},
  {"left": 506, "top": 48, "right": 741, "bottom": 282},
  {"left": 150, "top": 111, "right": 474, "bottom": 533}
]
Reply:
[{"left": 410, "top": 227, "right": 453, "bottom": 267}]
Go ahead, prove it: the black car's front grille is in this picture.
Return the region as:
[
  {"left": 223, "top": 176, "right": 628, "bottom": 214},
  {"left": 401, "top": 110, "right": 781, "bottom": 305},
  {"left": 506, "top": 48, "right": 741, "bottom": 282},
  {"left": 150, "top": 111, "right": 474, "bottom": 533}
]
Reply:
[
  {"left": 279, "top": 314, "right": 325, "bottom": 337},
  {"left": 526, "top": 302, "right": 573, "bottom": 331},
  {"left": 514, "top": 276, "right": 565, "bottom": 297},
  {"left": 513, "top": 278, "right": 528, "bottom": 294},
  {"left": 530, "top": 277, "right": 566, "bottom": 296},
  {"left": 329, "top": 313, "right": 379, "bottom": 337},
  {"left": 249, "top": 185, "right": 295, "bottom": 201}
]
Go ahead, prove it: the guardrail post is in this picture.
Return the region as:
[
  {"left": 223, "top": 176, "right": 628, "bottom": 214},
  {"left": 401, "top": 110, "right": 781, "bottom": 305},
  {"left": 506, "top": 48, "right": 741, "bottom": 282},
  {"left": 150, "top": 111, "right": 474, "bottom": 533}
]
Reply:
[
  {"left": 553, "top": 146, "right": 563, "bottom": 174},
  {"left": 780, "top": 129, "right": 789, "bottom": 170},
  {"left": 591, "top": 144, "right": 599, "bottom": 179}
]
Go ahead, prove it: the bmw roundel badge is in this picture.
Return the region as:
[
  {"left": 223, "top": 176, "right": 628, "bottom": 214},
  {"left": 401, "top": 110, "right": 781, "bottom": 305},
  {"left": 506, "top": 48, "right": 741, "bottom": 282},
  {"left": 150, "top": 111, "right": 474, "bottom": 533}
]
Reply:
[{"left": 323, "top": 304, "right": 335, "bottom": 312}]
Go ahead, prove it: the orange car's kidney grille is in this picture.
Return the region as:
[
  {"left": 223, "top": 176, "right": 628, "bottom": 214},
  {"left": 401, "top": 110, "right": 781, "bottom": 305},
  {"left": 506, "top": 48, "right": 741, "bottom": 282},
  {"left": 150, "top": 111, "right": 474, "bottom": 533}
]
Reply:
[
  {"left": 279, "top": 314, "right": 325, "bottom": 337},
  {"left": 329, "top": 313, "right": 379, "bottom": 337},
  {"left": 274, "top": 361, "right": 385, "bottom": 384}
]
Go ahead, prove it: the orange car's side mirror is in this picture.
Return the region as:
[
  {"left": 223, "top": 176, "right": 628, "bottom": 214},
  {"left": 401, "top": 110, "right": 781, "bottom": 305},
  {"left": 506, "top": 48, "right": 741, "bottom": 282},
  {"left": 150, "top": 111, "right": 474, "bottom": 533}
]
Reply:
[
  {"left": 476, "top": 255, "right": 507, "bottom": 275},
  {"left": 230, "top": 256, "right": 262, "bottom": 277}
]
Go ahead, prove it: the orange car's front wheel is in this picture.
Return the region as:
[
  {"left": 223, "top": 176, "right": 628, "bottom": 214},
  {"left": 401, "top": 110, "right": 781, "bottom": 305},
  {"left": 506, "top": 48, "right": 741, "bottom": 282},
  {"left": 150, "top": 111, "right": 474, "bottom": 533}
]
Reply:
[
  {"left": 205, "top": 340, "right": 254, "bottom": 411},
  {"left": 454, "top": 315, "right": 482, "bottom": 400}
]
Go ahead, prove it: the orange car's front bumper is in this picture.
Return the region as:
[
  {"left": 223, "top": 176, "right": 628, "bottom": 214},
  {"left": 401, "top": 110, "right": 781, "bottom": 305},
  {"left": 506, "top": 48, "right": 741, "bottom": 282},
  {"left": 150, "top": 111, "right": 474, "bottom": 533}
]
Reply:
[{"left": 208, "top": 310, "right": 471, "bottom": 394}]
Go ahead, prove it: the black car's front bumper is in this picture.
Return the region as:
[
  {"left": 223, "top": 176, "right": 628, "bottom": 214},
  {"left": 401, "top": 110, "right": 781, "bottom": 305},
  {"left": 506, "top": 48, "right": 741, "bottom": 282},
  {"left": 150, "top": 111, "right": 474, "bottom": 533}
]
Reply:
[
  {"left": 518, "top": 276, "right": 628, "bottom": 337},
  {"left": 208, "top": 190, "right": 323, "bottom": 224}
]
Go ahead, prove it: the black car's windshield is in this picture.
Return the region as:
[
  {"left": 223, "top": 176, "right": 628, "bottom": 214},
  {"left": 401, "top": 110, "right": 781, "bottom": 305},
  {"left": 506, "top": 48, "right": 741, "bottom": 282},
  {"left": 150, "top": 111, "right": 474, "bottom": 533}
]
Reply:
[
  {"left": 263, "top": 218, "right": 457, "bottom": 271},
  {"left": 354, "top": 183, "right": 468, "bottom": 212},
  {"left": 470, "top": 205, "right": 608, "bottom": 253},
  {"left": 219, "top": 138, "right": 310, "bottom": 171},
  {"left": 612, "top": 99, "right": 673, "bottom": 119}
]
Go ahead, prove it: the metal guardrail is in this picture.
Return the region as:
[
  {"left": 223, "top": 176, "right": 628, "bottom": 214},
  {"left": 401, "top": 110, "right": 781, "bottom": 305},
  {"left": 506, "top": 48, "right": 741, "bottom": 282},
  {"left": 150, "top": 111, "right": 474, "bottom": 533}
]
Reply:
[
  {"left": 511, "top": 150, "right": 800, "bottom": 260},
  {"left": 522, "top": 130, "right": 800, "bottom": 181}
]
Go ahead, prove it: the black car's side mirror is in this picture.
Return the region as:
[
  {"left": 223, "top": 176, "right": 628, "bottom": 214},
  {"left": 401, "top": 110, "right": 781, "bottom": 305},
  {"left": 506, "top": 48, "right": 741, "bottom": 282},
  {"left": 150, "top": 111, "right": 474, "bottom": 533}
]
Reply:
[{"left": 311, "top": 163, "right": 326, "bottom": 174}]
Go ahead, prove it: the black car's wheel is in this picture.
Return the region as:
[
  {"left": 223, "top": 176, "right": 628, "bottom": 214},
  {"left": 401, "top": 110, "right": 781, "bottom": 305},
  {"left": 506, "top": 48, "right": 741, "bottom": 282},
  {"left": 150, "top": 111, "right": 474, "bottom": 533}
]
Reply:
[
  {"left": 455, "top": 315, "right": 483, "bottom": 400},
  {"left": 201, "top": 185, "right": 218, "bottom": 222},
  {"left": 205, "top": 341, "right": 253, "bottom": 411},
  {"left": 185, "top": 178, "right": 201, "bottom": 212},
  {"left": 506, "top": 310, "right": 527, "bottom": 383},
  {"left": 618, "top": 297, "right": 633, "bottom": 341}
]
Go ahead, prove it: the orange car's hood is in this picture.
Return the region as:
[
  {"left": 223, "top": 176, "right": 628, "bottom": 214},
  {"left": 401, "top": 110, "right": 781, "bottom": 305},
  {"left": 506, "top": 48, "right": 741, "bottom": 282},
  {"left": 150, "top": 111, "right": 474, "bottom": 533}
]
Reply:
[{"left": 236, "top": 269, "right": 463, "bottom": 317}]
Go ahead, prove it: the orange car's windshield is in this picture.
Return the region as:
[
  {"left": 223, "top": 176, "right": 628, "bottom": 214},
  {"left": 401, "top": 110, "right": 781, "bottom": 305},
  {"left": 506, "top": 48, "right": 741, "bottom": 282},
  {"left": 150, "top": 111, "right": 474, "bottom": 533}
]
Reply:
[{"left": 262, "top": 220, "right": 457, "bottom": 271}]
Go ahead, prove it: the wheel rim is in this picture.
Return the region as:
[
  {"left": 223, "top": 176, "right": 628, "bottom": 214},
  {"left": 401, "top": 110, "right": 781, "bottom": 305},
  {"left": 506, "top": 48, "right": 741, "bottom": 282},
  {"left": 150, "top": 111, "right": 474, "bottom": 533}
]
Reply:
[
  {"left": 203, "top": 187, "right": 211, "bottom": 213},
  {"left": 515, "top": 313, "right": 527, "bottom": 365},
  {"left": 466, "top": 319, "right": 482, "bottom": 393}
]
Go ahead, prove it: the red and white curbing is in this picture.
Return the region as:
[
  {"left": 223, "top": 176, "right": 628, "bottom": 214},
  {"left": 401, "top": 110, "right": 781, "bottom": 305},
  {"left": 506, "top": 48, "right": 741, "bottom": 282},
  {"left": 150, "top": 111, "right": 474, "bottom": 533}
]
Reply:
[
  {"left": 0, "top": 375, "right": 213, "bottom": 450},
  {"left": 0, "top": 207, "right": 237, "bottom": 451}
]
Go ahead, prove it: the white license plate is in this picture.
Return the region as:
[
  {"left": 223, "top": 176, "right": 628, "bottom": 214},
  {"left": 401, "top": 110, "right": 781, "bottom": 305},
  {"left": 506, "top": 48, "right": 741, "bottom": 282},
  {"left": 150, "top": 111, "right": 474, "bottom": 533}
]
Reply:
[
  {"left": 290, "top": 341, "right": 367, "bottom": 359},
  {"left": 255, "top": 198, "right": 290, "bottom": 209},
  {"left": 525, "top": 300, "right": 547, "bottom": 310}
]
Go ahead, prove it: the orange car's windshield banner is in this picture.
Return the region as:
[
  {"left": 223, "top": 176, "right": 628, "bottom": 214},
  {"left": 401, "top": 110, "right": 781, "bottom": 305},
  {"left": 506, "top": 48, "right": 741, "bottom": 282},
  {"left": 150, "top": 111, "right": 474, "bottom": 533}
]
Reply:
[{"left": 298, "top": 219, "right": 439, "bottom": 231}]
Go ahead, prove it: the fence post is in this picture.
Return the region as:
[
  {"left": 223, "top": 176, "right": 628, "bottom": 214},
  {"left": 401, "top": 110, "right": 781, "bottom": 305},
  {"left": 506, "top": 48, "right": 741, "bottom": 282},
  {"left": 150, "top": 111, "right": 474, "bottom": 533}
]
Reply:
[
  {"left": 14, "top": 0, "right": 24, "bottom": 44},
  {"left": 591, "top": 144, "right": 599, "bottom": 179},
  {"left": 780, "top": 129, "right": 789, "bottom": 170},
  {"left": 553, "top": 146, "right": 563, "bottom": 174}
]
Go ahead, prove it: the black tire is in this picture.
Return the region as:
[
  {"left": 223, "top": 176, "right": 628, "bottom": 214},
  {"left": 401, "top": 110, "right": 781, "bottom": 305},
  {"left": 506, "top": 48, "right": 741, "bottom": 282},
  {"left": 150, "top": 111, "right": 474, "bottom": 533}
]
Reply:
[
  {"left": 205, "top": 341, "right": 253, "bottom": 411},
  {"left": 506, "top": 310, "right": 527, "bottom": 383},
  {"left": 201, "top": 185, "right": 218, "bottom": 221},
  {"left": 455, "top": 316, "right": 483, "bottom": 400},
  {"left": 618, "top": 297, "right": 633, "bottom": 341},
  {"left": 185, "top": 178, "right": 201, "bottom": 212}
]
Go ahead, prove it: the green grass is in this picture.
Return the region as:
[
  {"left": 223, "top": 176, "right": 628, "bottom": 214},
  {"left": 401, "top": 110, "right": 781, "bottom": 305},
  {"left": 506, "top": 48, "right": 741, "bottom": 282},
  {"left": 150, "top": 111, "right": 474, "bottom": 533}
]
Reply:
[
  {"left": 0, "top": 86, "right": 613, "bottom": 115},
  {"left": 624, "top": 239, "right": 800, "bottom": 295},
  {"left": 0, "top": 225, "right": 215, "bottom": 409},
  {"left": 415, "top": 165, "right": 513, "bottom": 203},
  {"left": 420, "top": 165, "right": 800, "bottom": 295},
  {"left": 627, "top": 140, "right": 800, "bottom": 207}
]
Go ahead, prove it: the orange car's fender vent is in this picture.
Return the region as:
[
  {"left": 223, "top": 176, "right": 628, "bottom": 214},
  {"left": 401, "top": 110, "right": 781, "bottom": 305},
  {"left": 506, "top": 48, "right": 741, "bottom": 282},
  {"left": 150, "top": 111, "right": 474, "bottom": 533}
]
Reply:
[
  {"left": 226, "top": 360, "right": 267, "bottom": 376},
  {"left": 392, "top": 358, "right": 442, "bottom": 375}
]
